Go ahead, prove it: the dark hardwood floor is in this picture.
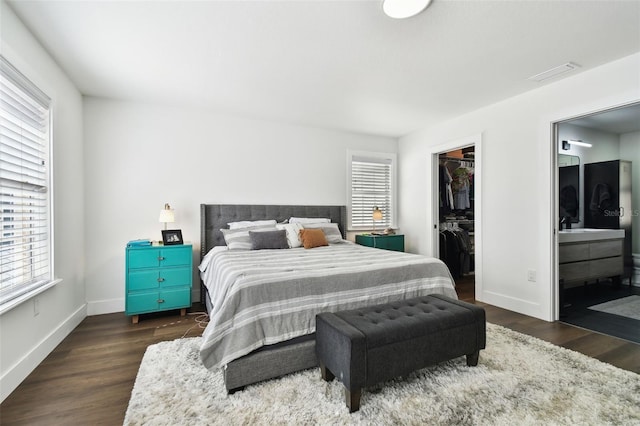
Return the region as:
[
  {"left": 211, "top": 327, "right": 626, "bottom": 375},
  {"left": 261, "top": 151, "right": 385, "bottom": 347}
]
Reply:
[{"left": 2, "top": 279, "right": 639, "bottom": 425}]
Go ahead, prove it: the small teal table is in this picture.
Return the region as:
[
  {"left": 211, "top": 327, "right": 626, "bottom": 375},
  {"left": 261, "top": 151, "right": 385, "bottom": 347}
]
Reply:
[{"left": 355, "top": 234, "right": 404, "bottom": 252}]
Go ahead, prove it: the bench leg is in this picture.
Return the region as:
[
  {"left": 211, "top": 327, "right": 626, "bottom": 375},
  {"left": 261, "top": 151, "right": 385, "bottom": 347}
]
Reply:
[
  {"left": 466, "top": 350, "right": 480, "bottom": 366},
  {"left": 227, "top": 385, "right": 245, "bottom": 394},
  {"left": 320, "top": 362, "right": 334, "bottom": 382},
  {"left": 345, "top": 387, "right": 361, "bottom": 413}
]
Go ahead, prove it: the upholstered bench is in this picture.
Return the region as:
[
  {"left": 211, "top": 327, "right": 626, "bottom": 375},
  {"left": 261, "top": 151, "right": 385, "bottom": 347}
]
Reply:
[{"left": 315, "top": 294, "right": 486, "bottom": 412}]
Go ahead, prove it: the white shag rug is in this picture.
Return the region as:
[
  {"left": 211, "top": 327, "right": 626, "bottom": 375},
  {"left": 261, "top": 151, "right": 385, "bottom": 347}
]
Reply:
[
  {"left": 124, "top": 324, "right": 640, "bottom": 426},
  {"left": 589, "top": 295, "right": 640, "bottom": 321}
]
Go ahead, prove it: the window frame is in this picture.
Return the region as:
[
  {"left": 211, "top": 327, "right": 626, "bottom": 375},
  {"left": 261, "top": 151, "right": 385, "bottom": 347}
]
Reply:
[
  {"left": 0, "top": 55, "right": 57, "bottom": 315},
  {"left": 347, "top": 150, "right": 397, "bottom": 231}
]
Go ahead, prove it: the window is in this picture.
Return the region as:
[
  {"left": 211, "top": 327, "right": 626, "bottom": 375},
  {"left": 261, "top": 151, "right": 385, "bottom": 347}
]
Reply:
[
  {"left": 347, "top": 151, "right": 397, "bottom": 230},
  {"left": 0, "top": 55, "right": 53, "bottom": 312}
]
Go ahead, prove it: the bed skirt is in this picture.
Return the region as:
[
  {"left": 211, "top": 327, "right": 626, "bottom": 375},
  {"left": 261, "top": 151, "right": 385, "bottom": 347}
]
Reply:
[{"left": 224, "top": 335, "right": 317, "bottom": 393}]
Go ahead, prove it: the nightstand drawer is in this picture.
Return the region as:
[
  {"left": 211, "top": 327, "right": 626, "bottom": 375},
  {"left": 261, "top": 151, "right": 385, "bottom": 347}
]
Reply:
[
  {"left": 127, "top": 293, "right": 160, "bottom": 313},
  {"left": 128, "top": 267, "right": 191, "bottom": 291},
  {"left": 159, "top": 287, "right": 191, "bottom": 309},
  {"left": 128, "top": 246, "right": 191, "bottom": 268},
  {"left": 126, "top": 287, "right": 191, "bottom": 314},
  {"left": 128, "top": 269, "right": 162, "bottom": 291},
  {"left": 159, "top": 267, "right": 191, "bottom": 287}
]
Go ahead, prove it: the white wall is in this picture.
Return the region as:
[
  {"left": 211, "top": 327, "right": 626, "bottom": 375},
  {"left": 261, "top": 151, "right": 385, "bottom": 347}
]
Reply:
[
  {"left": 0, "top": 1, "right": 85, "bottom": 402},
  {"left": 620, "top": 130, "right": 640, "bottom": 254},
  {"left": 83, "top": 98, "right": 397, "bottom": 314},
  {"left": 398, "top": 53, "right": 640, "bottom": 321}
]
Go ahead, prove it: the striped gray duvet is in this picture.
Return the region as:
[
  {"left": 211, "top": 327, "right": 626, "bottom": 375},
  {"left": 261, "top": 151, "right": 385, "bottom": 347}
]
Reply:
[{"left": 199, "top": 242, "right": 457, "bottom": 370}]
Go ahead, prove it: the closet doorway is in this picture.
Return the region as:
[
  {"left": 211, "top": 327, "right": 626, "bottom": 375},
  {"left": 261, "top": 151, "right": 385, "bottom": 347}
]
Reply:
[{"left": 429, "top": 134, "right": 483, "bottom": 302}]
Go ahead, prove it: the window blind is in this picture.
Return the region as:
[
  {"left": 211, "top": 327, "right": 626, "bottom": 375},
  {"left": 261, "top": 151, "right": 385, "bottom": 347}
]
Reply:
[
  {"left": 350, "top": 154, "right": 394, "bottom": 229},
  {"left": 0, "top": 55, "right": 52, "bottom": 307}
]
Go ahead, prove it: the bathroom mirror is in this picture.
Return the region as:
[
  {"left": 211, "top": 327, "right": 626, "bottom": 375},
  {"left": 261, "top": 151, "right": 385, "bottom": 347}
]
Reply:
[
  {"left": 558, "top": 154, "right": 580, "bottom": 223},
  {"left": 558, "top": 154, "right": 579, "bottom": 167}
]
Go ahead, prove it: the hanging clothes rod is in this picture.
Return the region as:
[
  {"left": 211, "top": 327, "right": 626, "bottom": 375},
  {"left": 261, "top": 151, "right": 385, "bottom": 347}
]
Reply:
[{"left": 440, "top": 156, "right": 475, "bottom": 163}]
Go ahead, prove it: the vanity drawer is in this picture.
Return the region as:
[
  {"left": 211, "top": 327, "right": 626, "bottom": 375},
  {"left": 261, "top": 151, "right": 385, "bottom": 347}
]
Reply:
[
  {"left": 559, "top": 256, "right": 623, "bottom": 283},
  {"left": 589, "top": 239, "right": 623, "bottom": 259},
  {"left": 559, "top": 243, "right": 590, "bottom": 263},
  {"left": 559, "top": 261, "right": 590, "bottom": 282},
  {"left": 589, "top": 256, "right": 623, "bottom": 278}
]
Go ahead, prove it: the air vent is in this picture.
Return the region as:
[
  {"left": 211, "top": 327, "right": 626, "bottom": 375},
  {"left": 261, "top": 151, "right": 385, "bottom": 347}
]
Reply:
[{"left": 528, "top": 62, "right": 580, "bottom": 83}]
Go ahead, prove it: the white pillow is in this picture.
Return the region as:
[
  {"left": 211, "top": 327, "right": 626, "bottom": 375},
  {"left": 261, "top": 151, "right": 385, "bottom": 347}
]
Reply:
[
  {"left": 228, "top": 219, "right": 277, "bottom": 230},
  {"left": 301, "top": 222, "right": 343, "bottom": 244},
  {"left": 276, "top": 222, "right": 304, "bottom": 248},
  {"left": 220, "top": 225, "right": 277, "bottom": 250},
  {"left": 289, "top": 217, "right": 331, "bottom": 224}
]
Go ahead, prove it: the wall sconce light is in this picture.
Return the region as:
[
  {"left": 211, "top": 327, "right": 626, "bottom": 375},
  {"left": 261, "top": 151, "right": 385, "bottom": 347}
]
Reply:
[
  {"left": 562, "top": 139, "right": 592, "bottom": 150},
  {"left": 158, "top": 203, "right": 175, "bottom": 231}
]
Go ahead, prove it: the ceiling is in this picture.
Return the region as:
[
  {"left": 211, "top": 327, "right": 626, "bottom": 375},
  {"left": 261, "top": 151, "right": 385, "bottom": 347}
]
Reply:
[
  {"left": 6, "top": 0, "right": 640, "bottom": 138},
  {"left": 566, "top": 102, "right": 640, "bottom": 134}
]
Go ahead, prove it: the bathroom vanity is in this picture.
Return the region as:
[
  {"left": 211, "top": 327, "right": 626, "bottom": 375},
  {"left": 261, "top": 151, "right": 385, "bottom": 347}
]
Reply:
[{"left": 559, "top": 229, "right": 625, "bottom": 288}]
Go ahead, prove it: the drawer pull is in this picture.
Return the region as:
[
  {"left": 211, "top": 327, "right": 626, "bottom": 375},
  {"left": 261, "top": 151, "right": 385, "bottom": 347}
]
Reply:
[
  {"left": 158, "top": 256, "right": 165, "bottom": 261},
  {"left": 157, "top": 299, "right": 165, "bottom": 303},
  {"left": 157, "top": 277, "right": 165, "bottom": 282}
]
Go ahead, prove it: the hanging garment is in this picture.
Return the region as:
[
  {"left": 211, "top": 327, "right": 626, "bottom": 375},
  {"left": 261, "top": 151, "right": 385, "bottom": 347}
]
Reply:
[
  {"left": 440, "top": 228, "right": 472, "bottom": 279},
  {"left": 451, "top": 167, "right": 471, "bottom": 210},
  {"left": 455, "top": 181, "right": 470, "bottom": 210},
  {"left": 439, "top": 165, "right": 451, "bottom": 214}
]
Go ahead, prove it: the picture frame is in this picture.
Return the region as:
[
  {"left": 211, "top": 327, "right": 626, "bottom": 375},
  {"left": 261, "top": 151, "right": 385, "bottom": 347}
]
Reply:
[{"left": 162, "top": 229, "right": 183, "bottom": 246}]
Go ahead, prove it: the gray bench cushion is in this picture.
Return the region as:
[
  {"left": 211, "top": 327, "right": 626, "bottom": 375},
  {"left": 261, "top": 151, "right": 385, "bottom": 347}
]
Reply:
[{"left": 333, "top": 295, "right": 485, "bottom": 349}]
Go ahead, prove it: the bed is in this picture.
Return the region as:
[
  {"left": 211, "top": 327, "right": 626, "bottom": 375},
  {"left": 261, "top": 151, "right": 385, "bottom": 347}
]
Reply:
[{"left": 199, "top": 204, "right": 457, "bottom": 392}]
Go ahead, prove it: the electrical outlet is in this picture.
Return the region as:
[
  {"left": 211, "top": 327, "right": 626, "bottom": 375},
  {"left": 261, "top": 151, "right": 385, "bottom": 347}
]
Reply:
[
  {"left": 527, "top": 269, "right": 537, "bottom": 282},
  {"left": 33, "top": 297, "right": 40, "bottom": 316}
]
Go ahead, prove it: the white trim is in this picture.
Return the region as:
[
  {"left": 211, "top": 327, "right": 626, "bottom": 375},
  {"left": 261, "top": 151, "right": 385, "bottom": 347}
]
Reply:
[
  {"left": 86, "top": 297, "right": 124, "bottom": 316},
  {"left": 0, "top": 303, "right": 86, "bottom": 402},
  {"left": 427, "top": 133, "right": 483, "bottom": 301},
  {"left": 0, "top": 279, "right": 62, "bottom": 316}
]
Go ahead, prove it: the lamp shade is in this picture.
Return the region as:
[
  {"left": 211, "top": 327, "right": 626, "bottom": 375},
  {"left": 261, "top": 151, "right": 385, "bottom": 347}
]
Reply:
[
  {"left": 372, "top": 207, "right": 383, "bottom": 221},
  {"left": 159, "top": 203, "right": 175, "bottom": 224}
]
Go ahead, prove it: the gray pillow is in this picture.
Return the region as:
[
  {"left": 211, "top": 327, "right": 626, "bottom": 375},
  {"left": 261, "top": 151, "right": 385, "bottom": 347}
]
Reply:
[
  {"left": 220, "top": 225, "right": 277, "bottom": 250},
  {"left": 249, "top": 229, "right": 289, "bottom": 250}
]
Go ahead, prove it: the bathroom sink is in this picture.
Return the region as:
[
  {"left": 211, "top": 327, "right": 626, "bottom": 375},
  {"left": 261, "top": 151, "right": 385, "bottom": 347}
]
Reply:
[{"left": 559, "top": 228, "right": 625, "bottom": 243}]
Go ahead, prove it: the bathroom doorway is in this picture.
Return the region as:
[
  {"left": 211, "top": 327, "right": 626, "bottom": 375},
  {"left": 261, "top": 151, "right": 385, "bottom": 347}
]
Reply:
[
  {"left": 554, "top": 102, "right": 640, "bottom": 343},
  {"left": 429, "top": 134, "right": 483, "bottom": 302}
]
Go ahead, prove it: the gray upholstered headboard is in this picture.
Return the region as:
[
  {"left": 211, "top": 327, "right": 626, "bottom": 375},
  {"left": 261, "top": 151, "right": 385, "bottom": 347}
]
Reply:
[{"left": 200, "top": 204, "right": 347, "bottom": 260}]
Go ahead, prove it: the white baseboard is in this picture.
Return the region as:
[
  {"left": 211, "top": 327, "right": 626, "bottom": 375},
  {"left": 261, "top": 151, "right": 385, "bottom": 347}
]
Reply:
[
  {"left": 479, "top": 290, "right": 548, "bottom": 321},
  {"left": 88, "top": 292, "right": 202, "bottom": 316},
  {"left": 0, "top": 304, "right": 87, "bottom": 402},
  {"left": 87, "top": 298, "right": 124, "bottom": 316}
]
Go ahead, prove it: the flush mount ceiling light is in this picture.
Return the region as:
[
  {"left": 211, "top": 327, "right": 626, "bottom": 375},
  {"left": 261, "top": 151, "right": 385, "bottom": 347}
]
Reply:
[{"left": 383, "top": 0, "right": 433, "bottom": 19}]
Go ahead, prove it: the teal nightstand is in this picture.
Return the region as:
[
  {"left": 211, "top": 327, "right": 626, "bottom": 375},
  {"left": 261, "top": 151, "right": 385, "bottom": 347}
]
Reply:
[
  {"left": 355, "top": 234, "right": 404, "bottom": 252},
  {"left": 125, "top": 244, "right": 192, "bottom": 323}
]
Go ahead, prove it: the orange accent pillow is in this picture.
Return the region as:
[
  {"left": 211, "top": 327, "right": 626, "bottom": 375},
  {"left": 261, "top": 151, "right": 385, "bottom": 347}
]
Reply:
[{"left": 299, "top": 229, "right": 328, "bottom": 249}]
